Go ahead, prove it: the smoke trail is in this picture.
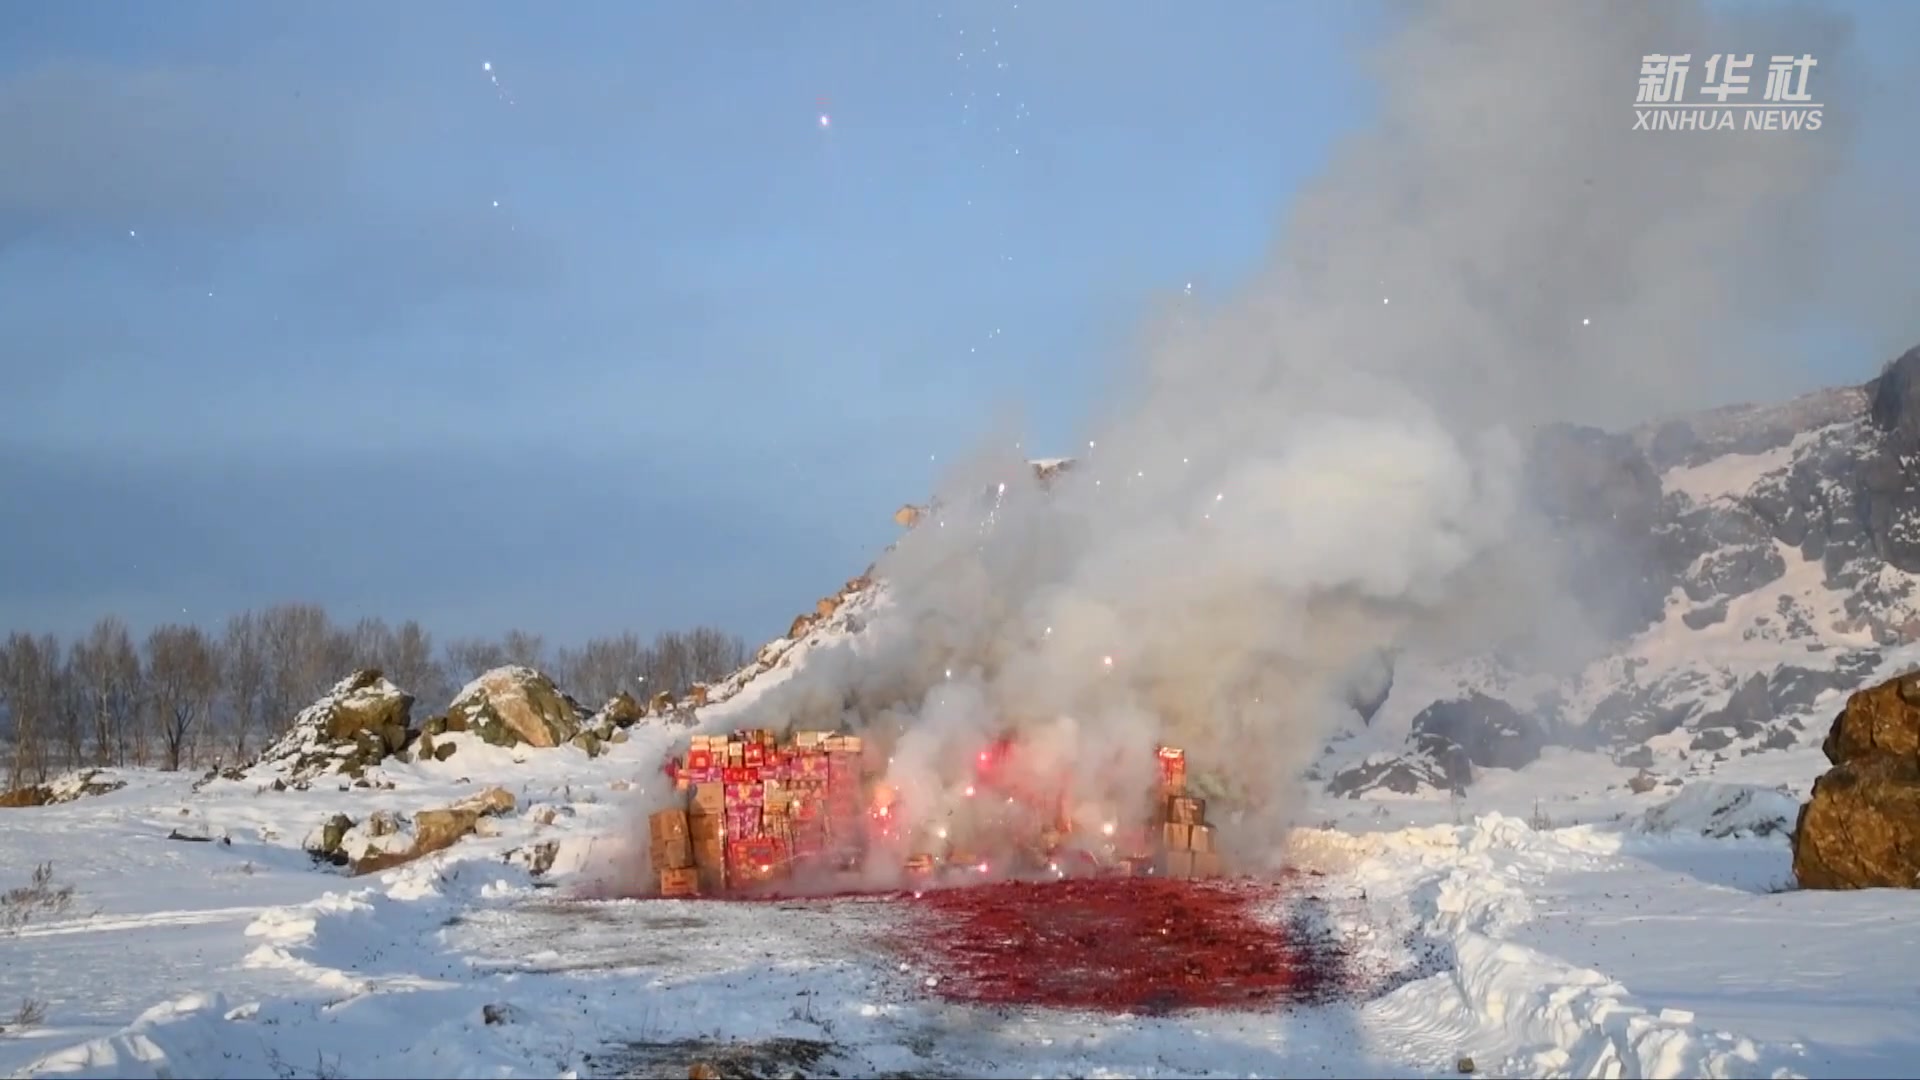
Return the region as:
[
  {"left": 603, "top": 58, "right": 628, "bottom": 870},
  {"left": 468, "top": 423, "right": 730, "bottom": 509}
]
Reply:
[{"left": 721, "top": 0, "right": 1900, "bottom": 871}]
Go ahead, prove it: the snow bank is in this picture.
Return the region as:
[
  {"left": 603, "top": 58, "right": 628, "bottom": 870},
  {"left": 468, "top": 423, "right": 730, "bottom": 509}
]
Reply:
[{"left": 1639, "top": 783, "right": 1800, "bottom": 839}]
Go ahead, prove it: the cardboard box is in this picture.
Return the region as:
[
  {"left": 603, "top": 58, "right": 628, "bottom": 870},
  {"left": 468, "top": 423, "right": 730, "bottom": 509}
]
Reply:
[
  {"left": 659, "top": 866, "right": 699, "bottom": 897},
  {"left": 1160, "top": 849, "right": 1195, "bottom": 879},
  {"left": 1189, "top": 824, "right": 1215, "bottom": 853},
  {"left": 1161, "top": 822, "right": 1192, "bottom": 850},
  {"left": 695, "top": 863, "right": 726, "bottom": 895},
  {"left": 689, "top": 812, "right": 722, "bottom": 843},
  {"left": 691, "top": 782, "right": 725, "bottom": 816},
  {"left": 1192, "top": 851, "right": 1223, "bottom": 879},
  {"left": 1167, "top": 796, "right": 1206, "bottom": 826},
  {"left": 692, "top": 836, "right": 725, "bottom": 867},
  {"left": 650, "top": 834, "right": 692, "bottom": 870},
  {"left": 650, "top": 809, "right": 689, "bottom": 841}
]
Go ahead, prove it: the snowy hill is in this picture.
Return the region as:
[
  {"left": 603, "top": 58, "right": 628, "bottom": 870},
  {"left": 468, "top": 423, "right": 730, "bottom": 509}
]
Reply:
[{"left": 1315, "top": 347, "right": 1920, "bottom": 799}]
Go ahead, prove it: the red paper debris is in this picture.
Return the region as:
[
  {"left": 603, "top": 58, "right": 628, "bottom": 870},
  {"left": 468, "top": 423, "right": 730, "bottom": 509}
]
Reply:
[{"left": 900, "top": 876, "right": 1348, "bottom": 1013}]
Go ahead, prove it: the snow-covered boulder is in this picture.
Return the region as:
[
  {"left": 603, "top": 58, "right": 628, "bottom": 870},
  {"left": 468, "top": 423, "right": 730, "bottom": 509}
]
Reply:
[
  {"left": 445, "top": 666, "right": 587, "bottom": 749},
  {"left": 0, "top": 768, "right": 127, "bottom": 808},
  {"left": 1640, "top": 782, "right": 1798, "bottom": 839},
  {"left": 249, "top": 671, "right": 416, "bottom": 785}
]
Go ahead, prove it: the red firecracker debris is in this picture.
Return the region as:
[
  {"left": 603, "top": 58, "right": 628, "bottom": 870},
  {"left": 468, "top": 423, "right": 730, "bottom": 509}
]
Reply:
[{"left": 898, "top": 875, "right": 1349, "bottom": 1013}]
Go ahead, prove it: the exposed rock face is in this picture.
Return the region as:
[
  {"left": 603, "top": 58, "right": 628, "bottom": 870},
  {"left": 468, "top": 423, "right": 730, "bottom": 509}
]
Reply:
[
  {"left": 251, "top": 671, "right": 416, "bottom": 785},
  {"left": 1792, "top": 672, "right": 1920, "bottom": 889},
  {"left": 1326, "top": 747, "right": 1467, "bottom": 799},
  {"left": 1410, "top": 693, "right": 1544, "bottom": 773},
  {"left": 318, "top": 787, "right": 519, "bottom": 876},
  {"left": 446, "top": 666, "right": 586, "bottom": 749}
]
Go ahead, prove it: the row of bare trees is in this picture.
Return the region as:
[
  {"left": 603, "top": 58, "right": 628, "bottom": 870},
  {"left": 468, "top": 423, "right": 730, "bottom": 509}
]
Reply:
[{"left": 0, "top": 604, "right": 749, "bottom": 789}]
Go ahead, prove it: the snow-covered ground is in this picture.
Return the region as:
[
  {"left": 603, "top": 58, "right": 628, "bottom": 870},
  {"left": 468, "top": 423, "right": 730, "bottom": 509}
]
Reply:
[{"left": 3, "top": 724, "right": 1916, "bottom": 1080}]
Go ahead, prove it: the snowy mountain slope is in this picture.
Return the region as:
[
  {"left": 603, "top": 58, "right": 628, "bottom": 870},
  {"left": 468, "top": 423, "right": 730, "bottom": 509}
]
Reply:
[{"left": 1322, "top": 347, "right": 1920, "bottom": 797}]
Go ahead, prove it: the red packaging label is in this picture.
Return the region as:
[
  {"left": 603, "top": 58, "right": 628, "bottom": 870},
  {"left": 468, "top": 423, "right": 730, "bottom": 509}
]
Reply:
[
  {"left": 687, "top": 749, "right": 713, "bottom": 771},
  {"left": 743, "top": 744, "right": 766, "bottom": 768}
]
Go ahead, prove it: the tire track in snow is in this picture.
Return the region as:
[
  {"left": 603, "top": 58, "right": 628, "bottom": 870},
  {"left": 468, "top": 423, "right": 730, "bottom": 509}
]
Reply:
[{"left": 4, "top": 906, "right": 273, "bottom": 939}]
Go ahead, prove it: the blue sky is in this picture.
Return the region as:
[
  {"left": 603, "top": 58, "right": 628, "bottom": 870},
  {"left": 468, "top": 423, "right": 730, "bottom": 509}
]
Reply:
[{"left": 0, "top": 1, "right": 1911, "bottom": 648}]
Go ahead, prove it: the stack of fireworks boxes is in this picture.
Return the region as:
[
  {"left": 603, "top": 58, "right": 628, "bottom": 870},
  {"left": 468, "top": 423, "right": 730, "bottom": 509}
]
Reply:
[
  {"left": 1147, "top": 746, "right": 1223, "bottom": 879},
  {"left": 650, "top": 728, "right": 870, "bottom": 897}
]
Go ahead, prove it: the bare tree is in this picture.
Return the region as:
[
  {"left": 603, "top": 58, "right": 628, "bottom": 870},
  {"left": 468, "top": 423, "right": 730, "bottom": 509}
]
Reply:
[
  {"left": 71, "top": 617, "right": 142, "bottom": 767},
  {"left": 443, "top": 638, "right": 507, "bottom": 685},
  {"left": 647, "top": 631, "right": 693, "bottom": 696},
  {"left": 258, "top": 604, "right": 334, "bottom": 734},
  {"left": 0, "top": 633, "right": 59, "bottom": 788},
  {"left": 387, "top": 620, "right": 445, "bottom": 706},
  {"left": 146, "top": 625, "right": 220, "bottom": 772},
  {"left": 556, "top": 633, "right": 648, "bottom": 705},
  {"left": 345, "top": 617, "right": 395, "bottom": 672},
  {"left": 501, "top": 629, "right": 546, "bottom": 670},
  {"left": 52, "top": 657, "right": 84, "bottom": 770},
  {"left": 686, "top": 626, "right": 749, "bottom": 685},
  {"left": 221, "top": 613, "right": 268, "bottom": 760}
]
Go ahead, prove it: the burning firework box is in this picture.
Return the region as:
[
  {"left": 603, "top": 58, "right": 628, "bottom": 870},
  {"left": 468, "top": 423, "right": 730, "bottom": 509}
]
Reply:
[
  {"left": 1192, "top": 851, "right": 1224, "bottom": 879},
  {"left": 650, "top": 834, "right": 693, "bottom": 870},
  {"left": 725, "top": 806, "right": 763, "bottom": 839},
  {"left": 790, "top": 824, "right": 829, "bottom": 858},
  {"left": 1160, "top": 822, "right": 1193, "bottom": 851},
  {"left": 690, "top": 781, "right": 725, "bottom": 816},
  {"left": 728, "top": 837, "right": 789, "bottom": 880},
  {"left": 793, "top": 753, "right": 829, "bottom": 781},
  {"left": 1167, "top": 796, "right": 1206, "bottom": 826},
  {"left": 1189, "top": 824, "right": 1215, "bottom": 853},
  {"left": 1159, "top": 849, "right": 1196, "bottom": 879},
  {"left": 659, "top": 866, "right": 700, "bottom": 897}
]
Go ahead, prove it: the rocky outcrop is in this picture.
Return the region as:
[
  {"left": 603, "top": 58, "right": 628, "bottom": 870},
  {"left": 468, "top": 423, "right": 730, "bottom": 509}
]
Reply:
[
  {"left": 250, "top": 671, "right": 416, "bottom": 785},
  {"left": 0, "top": 768, "right": 126, "bottom": 808},
  {"left": 1410, "top": 693, "right": 1545, "bottom": 773},
  {"left": 303, "top": 787, "right": 518, "bottom": 874},
  {"left": 1792, "top": 672, "right": 1920, "bottom": 889},
  {"left": 1326, "top": 746, "right": 1468, "bottom": 799},
  {"left": 446, "top": 666, "right": 586, "bottom": 749}
]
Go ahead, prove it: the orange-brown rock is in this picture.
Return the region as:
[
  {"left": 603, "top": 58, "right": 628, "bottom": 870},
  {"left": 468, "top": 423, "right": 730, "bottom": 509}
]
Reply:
[
  {"left": 788, "top": 613, "right": 817, "bottom": 640},
  {"left": 1792, "top": 671, "right": 1920, "bottom": 889},
  {"left": 1822, "top": 672, "right": 1920, "bottom": 765},
  {"left": 816, "top": 595, "right": 841, "bottom": 618}
]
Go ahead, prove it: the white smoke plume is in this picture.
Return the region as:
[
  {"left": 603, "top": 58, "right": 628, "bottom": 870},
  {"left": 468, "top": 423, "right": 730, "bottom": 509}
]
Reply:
[{"left": 717, "top": 0, "right": 1909, "bottom": 873}]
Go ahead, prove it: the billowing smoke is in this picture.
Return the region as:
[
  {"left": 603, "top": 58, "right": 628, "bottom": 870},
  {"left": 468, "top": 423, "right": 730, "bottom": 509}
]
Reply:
[{"left": 715, "top": 0, "right": 1907, "bottom": 871}]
